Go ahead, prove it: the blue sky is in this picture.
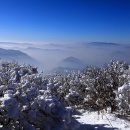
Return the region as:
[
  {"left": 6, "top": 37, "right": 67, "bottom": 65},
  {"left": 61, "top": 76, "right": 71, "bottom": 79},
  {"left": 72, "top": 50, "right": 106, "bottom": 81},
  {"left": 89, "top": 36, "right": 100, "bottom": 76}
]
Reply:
[{"left": 0, "top": 0, "right": 130, "bottom": 44}]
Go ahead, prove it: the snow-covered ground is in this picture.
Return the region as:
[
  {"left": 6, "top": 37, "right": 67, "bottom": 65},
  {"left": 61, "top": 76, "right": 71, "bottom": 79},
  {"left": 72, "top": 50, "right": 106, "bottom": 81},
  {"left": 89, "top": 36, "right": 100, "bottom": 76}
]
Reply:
[{"left": 74, "top": 110, "right": 130, "bottom": 130}]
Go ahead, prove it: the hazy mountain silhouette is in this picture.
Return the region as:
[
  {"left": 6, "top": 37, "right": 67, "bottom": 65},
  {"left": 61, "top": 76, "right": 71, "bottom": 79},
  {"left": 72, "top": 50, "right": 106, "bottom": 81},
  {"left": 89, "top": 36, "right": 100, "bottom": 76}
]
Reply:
[
  {"left": 87, "top": 42, "right": 120, "bottom": 47},
  {"left": 52, "top": 56, "right": 86, "bottom": 72},
  {"left": 0, "top": 48, "right": 38, "bottom": 65}
]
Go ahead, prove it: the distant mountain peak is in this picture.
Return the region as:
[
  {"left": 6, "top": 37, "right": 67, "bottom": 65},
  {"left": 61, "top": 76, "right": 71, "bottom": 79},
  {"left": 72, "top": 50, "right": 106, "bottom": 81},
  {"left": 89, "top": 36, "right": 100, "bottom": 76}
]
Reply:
[
  {"left": 57, "top": 56, "right": 86, "bottom": 69},
  {"left": 62, "top": 56, "right": 82, "bottom": 63}
]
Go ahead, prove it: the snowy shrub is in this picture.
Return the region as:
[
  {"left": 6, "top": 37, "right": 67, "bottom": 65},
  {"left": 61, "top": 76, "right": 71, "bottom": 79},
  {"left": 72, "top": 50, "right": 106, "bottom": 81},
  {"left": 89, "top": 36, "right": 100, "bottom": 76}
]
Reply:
[
  {"left": 81, "top": 61, "right": 129, "bottom": 112},
  {"left": 117, "top": 83, "right": 130, "bottom": 115},
  {"left": 54, "top": 74, "right": 85, "bottom": 108},
  {"left": 46, "top": 61, "right": 129, "bottom": 112},
  {"left": 0, "top": 62, "right": 79, "bottom": 130},
  {"left": 44, "top": 61, "right": 130, "bottom": 116}
]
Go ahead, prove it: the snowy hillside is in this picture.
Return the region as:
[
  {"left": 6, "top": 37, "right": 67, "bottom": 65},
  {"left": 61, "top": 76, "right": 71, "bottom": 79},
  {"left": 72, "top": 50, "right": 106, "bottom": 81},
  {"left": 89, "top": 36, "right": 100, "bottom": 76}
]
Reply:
[
  {"left": 0, "top": 60, "right": 130, "bottom": 130},
  {"left": 74, "top": 110, "right": 130, "bottom": 130}
]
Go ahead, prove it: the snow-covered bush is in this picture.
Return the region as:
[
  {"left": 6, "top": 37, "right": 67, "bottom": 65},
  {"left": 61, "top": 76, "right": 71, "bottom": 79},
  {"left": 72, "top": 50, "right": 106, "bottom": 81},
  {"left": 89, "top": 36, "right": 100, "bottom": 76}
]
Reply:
[
  {"left": 0, "top": 61, "right": 79, "bottom": 130},
  {"left": 53, "top": 73, "right": 85, "bottom": 108},
  {"left": 117, "top": 83, "right": 130, "bottom": 116},
  {"left": 43, "top": 61, "right": 130, "bottom": 116},
  {"left": 50, "top": 61, "right": 129, "bottom": 113},
  {"left": 80, "top": 61, "right": 129, "bottom": 112}
]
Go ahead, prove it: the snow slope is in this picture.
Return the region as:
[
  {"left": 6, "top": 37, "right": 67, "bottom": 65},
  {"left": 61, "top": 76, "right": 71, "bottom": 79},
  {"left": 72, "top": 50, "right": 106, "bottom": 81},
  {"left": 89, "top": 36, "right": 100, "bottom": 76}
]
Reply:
[{"left": 74, "top": 110, "right": 130, "bottom": 130}]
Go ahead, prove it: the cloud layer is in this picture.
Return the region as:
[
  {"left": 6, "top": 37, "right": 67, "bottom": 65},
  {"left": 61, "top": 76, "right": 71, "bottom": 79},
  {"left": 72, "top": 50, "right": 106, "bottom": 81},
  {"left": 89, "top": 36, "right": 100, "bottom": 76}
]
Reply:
[{"left": 0, "top": 42, "right": 130, "bottom": 70}]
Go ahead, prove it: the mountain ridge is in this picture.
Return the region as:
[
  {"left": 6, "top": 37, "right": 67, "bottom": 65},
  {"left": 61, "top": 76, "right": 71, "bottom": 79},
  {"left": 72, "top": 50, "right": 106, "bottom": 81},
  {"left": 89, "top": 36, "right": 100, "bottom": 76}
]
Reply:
[{"left": 0, "top": 48, "right": 38, "bottom": 65}]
